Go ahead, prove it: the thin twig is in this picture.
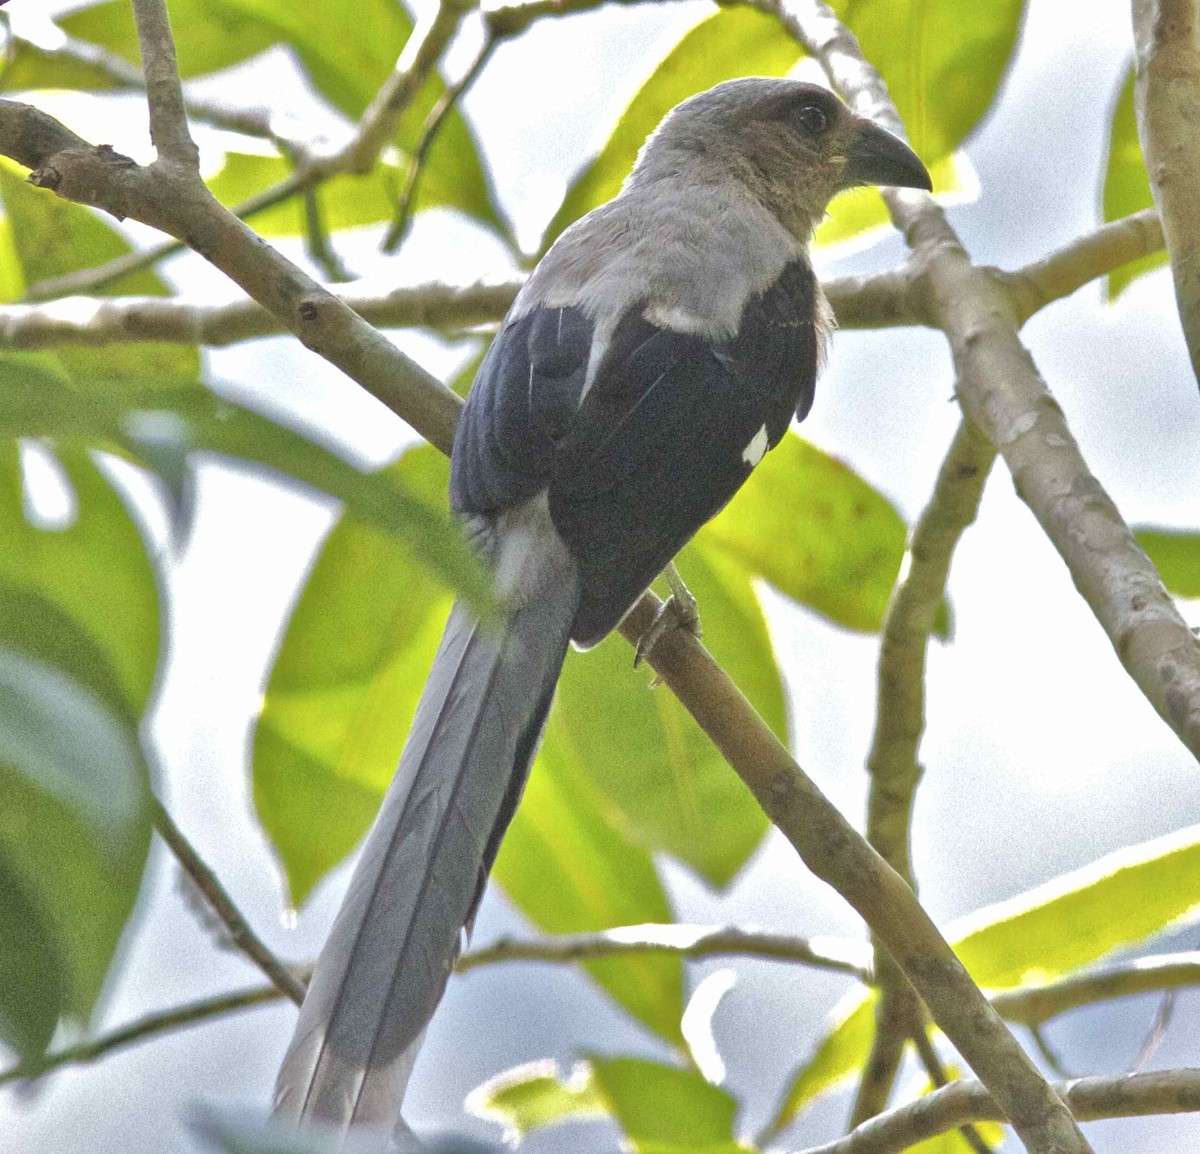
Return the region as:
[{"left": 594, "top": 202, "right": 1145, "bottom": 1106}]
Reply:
[
  {"left": 150, "top": 797, "right": 306, "bottom": 1006},
  {"left": 794, "top": 1070, "right": 1200, "bottom": 1154},
  {"left": 456, "top": 924, "right": 872, "bottom": 978},
  {"left": 382, "top": 31, "right": 498, "bottom": 253},
  {"left": 0, "top": 986, "right": 289, "bottom": 1088}
]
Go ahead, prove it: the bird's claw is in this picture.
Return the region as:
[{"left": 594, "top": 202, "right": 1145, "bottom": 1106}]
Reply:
[{"left": 634, "top": 564, "right": 702, "bottom": 671}]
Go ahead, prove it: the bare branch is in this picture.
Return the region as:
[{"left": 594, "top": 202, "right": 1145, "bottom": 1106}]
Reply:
[
  {"left": 614, "top": 592, "right": 1090, "bottom": 1154},
  {"left": 21, "top": 0, "right": 476, "bottom": 302},
  {"left": 130, "top": 0, "right": 199, "bottom": 169},
  {"left": 852, "top": 421, "right": 995, "bottom": 1124},
  {"left": 1133, "top": 0, "right": 1200, "bottom": 385},
  {"left": 992, "top": 951, "right": 1200, "bottom": 1026},
  {"left": 910, "top": 1029, "right": 998, "bottom": 1154},
  {"left": 770, "top": 0, "right": 1200, "bottom": 760},
  {"left": 457, "top": 924, "right": 872, "bottom": 979},
  {"left": 0, "top": 986, "right": 288, "bottom": 1088},
  {"left": 1001, "top": 207, "right": 1164, "bottom": 322},
  {"left": 795, "top": 1070, "right": 1200, "bottom": 1154},
  {"left": 0, "top": 99, "right": 461, "bottom": 451},
  {"left": 150, "top": 798, "right": 306, "bottom": 1005}
]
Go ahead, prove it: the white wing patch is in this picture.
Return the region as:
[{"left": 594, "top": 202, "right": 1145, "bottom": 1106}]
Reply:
[{"left": 742, "top": 424, "right": 769, "bottom": 468}]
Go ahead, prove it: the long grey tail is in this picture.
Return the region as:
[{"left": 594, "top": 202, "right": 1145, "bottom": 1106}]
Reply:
[{"left": 272, "top": 569, "right": 581, "bottom": 1138}]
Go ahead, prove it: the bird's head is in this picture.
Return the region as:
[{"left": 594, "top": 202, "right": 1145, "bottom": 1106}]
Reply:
[{"left": 631, "top": 77, "right": 932, "bottom": 240}]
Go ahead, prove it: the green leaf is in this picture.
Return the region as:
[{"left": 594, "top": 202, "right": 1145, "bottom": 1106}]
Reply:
[
  {"left": 0, "top": 447, "right": 155, "bottom": 1055},
  {"left": 590, "top": 1055, "right": 746, "bottom": 1154},
  {"left": 770, "top": 823, "right": 1200, "bottom": 1133},
  {"left": 1136, "top": 527, "right": 1200, "bottom": 598},
  {"left": 551, "top": 542, "right": 775, "bottom": 889},
  {"left": 210, "top": 0, "right": 504, "bottom": 231},
  {"left": 950, "top": 822, "right": 1200, "bottom": 988},
  {"left": 542, "top": 6, "right": 804, "bottom": 250},
  {"left": 494, "top": 718, "right": 684, "bottom": 1043},
  {"left": 768, "top": 994, "right": 876, "bottom": 1135},
  {"left": 0, "top": 165, "right": 200, "bottom": 385},
  {"left": 0, "top": 442, "right": 160, "bottom": 710},
  {"left": 59, "top": 0, "right": 276, "bottom": 80},
  {"left": 468, "top": 1060, "right": 608, "bottom": 1138},
  {"left": 838, "top": 0, "right": 1023, "bottom": 164},
  {"left": 698, "top": 434, "right": 907, "bottom": 633},
  {"left": 1102, "top": 67, "right": 1167, "bottom": 298},
  {"left": 254, "top": 447, "right": 453, "bottom": 905}
]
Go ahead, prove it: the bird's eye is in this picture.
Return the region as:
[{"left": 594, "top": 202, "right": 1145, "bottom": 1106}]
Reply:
[{"left": 796, "top": 103, "right": 830, "bottom": 135}]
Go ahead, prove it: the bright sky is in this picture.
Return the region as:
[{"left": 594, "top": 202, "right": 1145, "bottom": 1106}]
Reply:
[{"left": 4, "top": 1, "right": 1200, "bottom": 1152}]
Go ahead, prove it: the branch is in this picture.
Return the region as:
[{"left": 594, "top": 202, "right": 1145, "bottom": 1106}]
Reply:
[
  {"left": 0, "top": 277, "right": 523, "bottom": 348},
  {"left": 456, "top": 924, "right": 872, "bottom": 979},
  {"left": 150, "top": 798, "right": 307, "bottom": 1006},
  {"left": 909, "top": 1029, "right": 997, "bottom": 1154},
  {"left": 0, "top": 98, "right": 461, "bottom": 451},
  {"left": 20, "top": 0, "right": 476, "bottom": 302},
  {"left": 1000, "top": 207, "right": 1164, "bottom": 323},
  {"left": 795, "top": 1070, "right": 1200, "bottom": 1154},
  {"left": 775, "top": 0, "right": 1200, "bottom": 760},
  {"left": 1133, "top": 0, "right": 1200, "bottom": 386},
  {"left": 131, "top": 0, "right": 199, "bottom": 169},
  {"left": 0, "top": 986, "right": 288, "bottom": 1088},
  {"left": 613, "top": 594, "right": 1090, "bottom": 1154},
  {"left": 992, "top": 951, "right": 1200, "bottom": 1027},
  {"left": 852, "top": 420, "right": 995, "bottom": 1123}
]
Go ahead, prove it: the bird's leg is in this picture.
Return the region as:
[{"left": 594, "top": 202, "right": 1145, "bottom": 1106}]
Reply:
[{"left": 634, "top": 562, "right": 702, "bottom": 669}]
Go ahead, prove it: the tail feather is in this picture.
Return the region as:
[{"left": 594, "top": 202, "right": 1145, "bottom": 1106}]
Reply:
[{"left": 273, "top": 569, "right": 581, "bottom": 1135}]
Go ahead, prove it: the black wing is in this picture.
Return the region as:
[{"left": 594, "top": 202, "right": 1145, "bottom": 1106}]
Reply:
[{"left": 450, "top": 260, "right": 820, "bottom": 646}]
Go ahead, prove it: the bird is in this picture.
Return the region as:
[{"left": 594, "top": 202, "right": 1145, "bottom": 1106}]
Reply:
[{"left": 272, "top": 76, "right": 931, "bottom": 1144}]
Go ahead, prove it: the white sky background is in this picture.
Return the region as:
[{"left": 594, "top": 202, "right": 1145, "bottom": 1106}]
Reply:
[{"left": 4, "top": 0, "right": 1200, "bottom": 1151}]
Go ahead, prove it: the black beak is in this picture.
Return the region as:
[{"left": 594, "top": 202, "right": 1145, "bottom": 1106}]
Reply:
[{"left": 845, "top": 119, "right": 932, "bottom": 191}]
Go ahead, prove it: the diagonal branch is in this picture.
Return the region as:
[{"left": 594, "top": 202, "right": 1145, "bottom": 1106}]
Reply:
[
  {"left": 131, "top": 0, "right": 198, "bottom": 169},
  {"left": 150, "top": 797, "right": 306, "bottom": 1006}
]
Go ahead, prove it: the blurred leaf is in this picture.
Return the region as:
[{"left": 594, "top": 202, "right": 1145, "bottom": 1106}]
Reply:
[
  {"left": 495, "top": 717, "right": 684, "bottom": 1043},
  {"left": 771, "top": 823, "right": 1200, "bottom": 1132},
  {"left": 58, "top": 0, "right": 275, "bottom": 80},
  {"left": 0, "top": 446, "right": 154, "bottom": 1056},
  {"left": 468, "top": 1060, "right": 608, "bottom": 1137},
  {"left": 839, "top": 0, "right": 1023, "bottom": 164},
  {"left": 1136, "top": 527, "right": 1200, "bottom": 598},
  {"left": 0, "top": 440, "right": 160, "bottom": 709},
  {"left": 699, "top": 434, "right": 908, "bottom": 633},
  {"left": 1102, "top": 67, "right": 1166, "bottom": 298},
  {"left": 551, "top": 542, "right": 776, "bottom": 889},
  {"left": 542, "top": 6, "right": 803, "bottom": 250},
  {"left": 590, "top": 1055, "right": 746, "bottom": 1154},
  {"left": 254, "top": 446, "right": 453, "bottom": 905},
  {"left": 0, "top": 165, "right": 200, "bottom": 385},
  {"left": 211, "top": 0, "right": 504, "bottom": 231}
]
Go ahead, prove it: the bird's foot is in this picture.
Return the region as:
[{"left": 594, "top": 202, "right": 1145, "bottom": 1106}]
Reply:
[{"left": 634, "top": 563, "right": 702, "bottom": 672}]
